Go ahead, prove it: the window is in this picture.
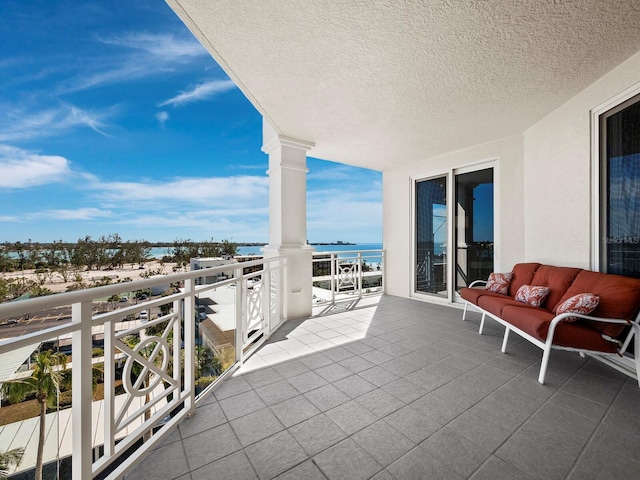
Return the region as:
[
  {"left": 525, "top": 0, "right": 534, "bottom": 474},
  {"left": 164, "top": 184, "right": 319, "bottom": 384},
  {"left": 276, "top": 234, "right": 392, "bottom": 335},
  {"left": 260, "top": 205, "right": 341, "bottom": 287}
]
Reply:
[{"left": 600, "top": 94, "right": 640, "bottom": 278}]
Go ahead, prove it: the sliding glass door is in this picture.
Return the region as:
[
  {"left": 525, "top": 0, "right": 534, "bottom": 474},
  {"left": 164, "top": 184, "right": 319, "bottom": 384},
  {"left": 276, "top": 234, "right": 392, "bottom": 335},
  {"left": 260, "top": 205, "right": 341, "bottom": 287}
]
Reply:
[
  {"left": 415, "top": 176, "right": 448, "bottom": 297},
  {"left": 415, "top": 166, "right": 494, "bottom": 300},
  {"left": 455, "top": 168, "right": 494, "bottom": 290}
]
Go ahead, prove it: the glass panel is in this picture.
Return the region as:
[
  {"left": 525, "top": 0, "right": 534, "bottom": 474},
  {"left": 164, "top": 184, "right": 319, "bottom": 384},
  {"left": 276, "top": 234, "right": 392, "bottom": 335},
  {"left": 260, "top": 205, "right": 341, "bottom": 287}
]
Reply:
[
  {"left": 455, "top": 168, "right": 494, "bottom": 290},
  {"left": 416, "top": 176, "right": 447, "bottom": 296},
  {"left": 603, "top": 96, "right": 640, "bottom": 278},
  {"left": 195, "top": 287, "right": 236, "bottom": 396},
  {"left": 0, "top": 331, "right": 71, "bottom": 478}
]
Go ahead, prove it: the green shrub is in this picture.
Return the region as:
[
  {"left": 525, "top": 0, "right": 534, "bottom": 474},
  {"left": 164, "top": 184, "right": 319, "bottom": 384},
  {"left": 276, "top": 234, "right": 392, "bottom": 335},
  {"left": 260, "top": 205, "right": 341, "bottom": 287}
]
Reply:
[{"left": 56, "top": 390, "right": 73, "bottom": 409}]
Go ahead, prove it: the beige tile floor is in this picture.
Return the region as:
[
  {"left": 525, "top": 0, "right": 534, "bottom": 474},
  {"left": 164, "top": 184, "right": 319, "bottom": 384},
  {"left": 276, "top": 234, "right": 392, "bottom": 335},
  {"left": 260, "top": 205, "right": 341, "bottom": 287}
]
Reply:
[{"left": 127, "top": 295, "right": 640, "bottom": 480}]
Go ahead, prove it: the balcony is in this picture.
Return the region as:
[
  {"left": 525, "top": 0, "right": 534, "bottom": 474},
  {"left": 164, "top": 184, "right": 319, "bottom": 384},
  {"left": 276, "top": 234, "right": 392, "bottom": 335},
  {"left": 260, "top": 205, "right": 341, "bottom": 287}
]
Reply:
[
  {"left": 0, "top": 249, "right": 385, "bottom": 478},
  {"left": 123, "top": 295, "right": 640, "bottom": 480},
  {"left": 2, "top": 250, "right": 639, "bottom": 479}
]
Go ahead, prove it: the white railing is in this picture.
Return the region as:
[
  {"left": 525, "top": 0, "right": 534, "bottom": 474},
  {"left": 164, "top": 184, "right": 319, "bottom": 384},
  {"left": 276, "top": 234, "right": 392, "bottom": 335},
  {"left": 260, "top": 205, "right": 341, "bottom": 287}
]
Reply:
[
  {"left": 311, "top": 250, "right": 384, "bottom": 305},
  {"left": 0, "top": 256, "right": 286, "bottom": 479}
]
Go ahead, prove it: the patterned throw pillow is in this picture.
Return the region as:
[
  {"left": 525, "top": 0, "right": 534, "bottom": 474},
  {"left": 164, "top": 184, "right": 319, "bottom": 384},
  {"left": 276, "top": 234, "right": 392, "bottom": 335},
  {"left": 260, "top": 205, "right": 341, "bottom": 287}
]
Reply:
[
  {"left": 515, "top": 284, "right": 550, "bottom": 307},
  {"left": 485, "top": 272, "right": 513, "bottom": 295},
  {"left": 555, "top": 293, "right": 600, "bottom": 322}
]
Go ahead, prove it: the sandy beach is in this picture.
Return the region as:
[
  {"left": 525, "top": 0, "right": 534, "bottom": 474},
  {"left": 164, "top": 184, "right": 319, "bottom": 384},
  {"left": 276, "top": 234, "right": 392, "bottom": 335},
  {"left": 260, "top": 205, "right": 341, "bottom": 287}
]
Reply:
[{"left": 1, "top": 261, "right": 180, "bottom": 294}]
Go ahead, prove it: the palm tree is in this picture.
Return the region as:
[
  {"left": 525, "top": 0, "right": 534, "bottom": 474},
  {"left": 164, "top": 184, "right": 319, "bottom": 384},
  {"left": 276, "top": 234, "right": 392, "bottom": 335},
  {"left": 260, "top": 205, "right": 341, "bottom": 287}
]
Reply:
[
  {"left": 0, "top": 447, "right": 24, "bottom": 479},
  {"left": 1, "top": 351, "right": 67, "bottom": 480}
]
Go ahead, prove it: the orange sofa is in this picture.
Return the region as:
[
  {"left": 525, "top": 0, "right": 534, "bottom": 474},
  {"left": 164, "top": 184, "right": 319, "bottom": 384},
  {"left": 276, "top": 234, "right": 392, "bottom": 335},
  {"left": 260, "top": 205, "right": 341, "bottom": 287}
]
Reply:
[{"left": 460, "top": 263, "right": 640, "bottom": 385}]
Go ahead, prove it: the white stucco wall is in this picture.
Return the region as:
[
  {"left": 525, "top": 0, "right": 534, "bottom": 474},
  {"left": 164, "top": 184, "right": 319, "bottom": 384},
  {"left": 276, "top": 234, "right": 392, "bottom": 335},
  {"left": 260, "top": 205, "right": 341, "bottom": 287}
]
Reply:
[
  {"left": 384, "top": 49, "right": 640, "bottom": 301},
  {"left": 523, "top": 50, "right": 640, "bottom": 268},
  {"left": 383, "top": 134, "right": 525, "bottom": 299}
]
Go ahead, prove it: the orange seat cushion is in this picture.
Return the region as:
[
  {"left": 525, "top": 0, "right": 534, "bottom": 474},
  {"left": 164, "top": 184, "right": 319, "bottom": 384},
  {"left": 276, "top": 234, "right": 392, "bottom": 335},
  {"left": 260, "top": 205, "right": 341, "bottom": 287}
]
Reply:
[
  {"left": 459, "top": 287, "right": 506, "bottom": 305},
  {"left": 501, "top": 305, "right": 619, "bottom": 352},
  {"left": 477, "top": 295, "right": 541, "bottom": 318}
]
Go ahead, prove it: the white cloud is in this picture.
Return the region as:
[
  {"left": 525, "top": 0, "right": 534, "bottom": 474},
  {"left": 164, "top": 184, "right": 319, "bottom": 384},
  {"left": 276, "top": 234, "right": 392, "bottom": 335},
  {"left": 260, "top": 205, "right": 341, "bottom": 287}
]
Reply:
[
  {"left": 42, "top": 208, "right": 113, "bottom": 220},
  {"left": 236, "top": 163, "right": 267, "bottom": 170},
  {"left": 119, "top": 209, "right": 267, "bottom": 228},
  {"left": 159, "top": 80, "right": 236, "bottom": 107},
  {"left": 155, "top": 111, "right": 169, "bottom": 127},
  {"left": 62, "top": 175, "right": 273, "bottom": 240},
  {"left": 307, "top": 163, "right": 381, "bottom": 183},
  {"left": 92, "top": 176, "right": 268, "bottom": 206},
  {"left": 98, "top": 33, "right": 208, "bottom": 62},
  {"left": 0, "top": 103, "right": 113, "bottom": 141},
  {"left": 82, "top": 173, "right": 379, "bottom": 242},
  {"left": 0, "top": 145, "right": 72, "bottom": 188},
  {"left": 57, "top": 33, "right": 209, "bottom": 94},
  {"left": 59, "top": 63, "right": 162, "bottom": 94},
  {"left": 67, "top": 106, "right": 111, "bottom": 136},
  {"left": 307, "top": 186, "right": 382, "bottom": 242}
]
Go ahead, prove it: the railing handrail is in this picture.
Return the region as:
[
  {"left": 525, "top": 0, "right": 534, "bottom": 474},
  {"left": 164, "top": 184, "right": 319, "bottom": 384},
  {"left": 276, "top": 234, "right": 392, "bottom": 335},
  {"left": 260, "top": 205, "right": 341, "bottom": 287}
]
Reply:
[
  {"left": 0, "top": 250, "right": 385, "bottom": 478},
  {"left": 312, "top": 249, "right": 383, "bottom": 257},
  {"left": 0, "top": 257, "right": 270, "bottom": 320},
  {"left": 0, "top": 255, "right": 287, "bottom": 480},
  {"left": 311, "top": 249, "right": 384, "bottom": 305}
]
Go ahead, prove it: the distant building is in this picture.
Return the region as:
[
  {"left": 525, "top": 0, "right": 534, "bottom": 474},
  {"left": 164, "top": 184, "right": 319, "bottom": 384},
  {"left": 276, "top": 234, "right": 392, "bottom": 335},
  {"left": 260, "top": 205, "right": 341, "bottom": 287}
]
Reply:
[{"left": 190, "top": 257, "right": 238, "bottom": 285}]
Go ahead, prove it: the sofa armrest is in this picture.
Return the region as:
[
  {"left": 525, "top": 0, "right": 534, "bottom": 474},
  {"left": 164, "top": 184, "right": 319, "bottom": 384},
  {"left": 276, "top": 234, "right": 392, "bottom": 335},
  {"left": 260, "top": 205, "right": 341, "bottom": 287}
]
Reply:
[
  {"left": 468, "top": 280, "right": 487, "bottom": 288},
  {"left": 545, "top": 312, "right": 635, "bottom": 347}
]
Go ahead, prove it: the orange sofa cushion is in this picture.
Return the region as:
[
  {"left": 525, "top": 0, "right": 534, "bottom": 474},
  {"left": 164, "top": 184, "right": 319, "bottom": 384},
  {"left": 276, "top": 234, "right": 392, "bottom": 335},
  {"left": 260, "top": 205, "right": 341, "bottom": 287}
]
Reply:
[
  {"left": 557, "top": 270, "right": 640, "bottom": 337},
  {"left": 508, "top": 263, "right": 541, "bottom": 297},
  {"left": 530, "top": 265, "right": 582, "bottom": 311}
]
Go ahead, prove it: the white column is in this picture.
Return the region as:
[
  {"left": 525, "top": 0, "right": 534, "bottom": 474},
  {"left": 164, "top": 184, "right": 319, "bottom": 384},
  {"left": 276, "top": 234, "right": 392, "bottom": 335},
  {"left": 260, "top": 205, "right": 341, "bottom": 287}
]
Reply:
[
  {"left": 71, "top": 301, "right": 93, "bottom": 480},
  {"left": 262, "top": 120, "right": 315, "bottom": 320}
]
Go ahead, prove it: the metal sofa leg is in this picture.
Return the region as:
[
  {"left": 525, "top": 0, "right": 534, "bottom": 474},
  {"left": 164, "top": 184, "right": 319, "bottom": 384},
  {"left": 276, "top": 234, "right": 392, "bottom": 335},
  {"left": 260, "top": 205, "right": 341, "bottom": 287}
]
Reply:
[
  {"left": 479, "top": 313, "right": 486, "bottom": 335},
  {"left": 501, "top": 327, "right": 510, "bottom": 353},
  {"left": 634, "top": 326, "right": 640, "bottom": 388},
  {"left": 538, "top": 343, "right": 552, "bottom": 384},
  {"left": 462, "top": 301, "right": 469, "bottom": 320}
]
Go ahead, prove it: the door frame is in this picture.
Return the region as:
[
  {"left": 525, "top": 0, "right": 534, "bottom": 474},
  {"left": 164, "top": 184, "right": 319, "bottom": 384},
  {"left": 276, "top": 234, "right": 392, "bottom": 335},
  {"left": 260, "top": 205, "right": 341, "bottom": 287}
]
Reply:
[
  {"left": 411, "top": 160, "right": 498, "bottom": 304},
  {"left": 590, "top": 80, "right": 640, "bottom": 272}
]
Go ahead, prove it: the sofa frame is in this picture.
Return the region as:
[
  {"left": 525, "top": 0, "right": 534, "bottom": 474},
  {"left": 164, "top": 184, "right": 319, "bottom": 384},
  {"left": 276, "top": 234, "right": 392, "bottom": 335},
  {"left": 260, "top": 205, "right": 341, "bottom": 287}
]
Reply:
[{"left": 462, "top": 278, "right": 640, "bottom": 386}]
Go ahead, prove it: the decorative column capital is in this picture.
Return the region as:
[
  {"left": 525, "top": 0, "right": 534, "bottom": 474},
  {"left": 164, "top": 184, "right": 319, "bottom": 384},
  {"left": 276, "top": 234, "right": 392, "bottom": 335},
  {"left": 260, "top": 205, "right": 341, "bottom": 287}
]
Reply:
[{"left": 262, "top": 134, "right": 315, "bottom": 155}]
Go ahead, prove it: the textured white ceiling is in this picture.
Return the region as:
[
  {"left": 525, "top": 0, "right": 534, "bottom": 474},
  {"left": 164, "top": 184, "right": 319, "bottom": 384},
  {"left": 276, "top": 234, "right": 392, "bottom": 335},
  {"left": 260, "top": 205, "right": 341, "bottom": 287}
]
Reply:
[{"left": 168, "top": 0, "right": 640, "bottom": 171}]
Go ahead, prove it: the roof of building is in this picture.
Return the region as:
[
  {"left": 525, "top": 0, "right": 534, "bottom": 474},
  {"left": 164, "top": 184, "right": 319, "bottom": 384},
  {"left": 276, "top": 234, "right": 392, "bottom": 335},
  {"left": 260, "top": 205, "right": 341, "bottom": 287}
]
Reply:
[{"left": 0, "top": 341, "right": 39, "bottom": 383}]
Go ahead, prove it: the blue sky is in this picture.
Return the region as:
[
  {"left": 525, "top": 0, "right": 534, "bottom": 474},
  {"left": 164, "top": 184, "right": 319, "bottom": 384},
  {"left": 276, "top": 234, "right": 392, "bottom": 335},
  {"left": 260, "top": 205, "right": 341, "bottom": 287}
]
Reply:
[{"left": 0, "top": 0, "right": 381, "bottom": 244}]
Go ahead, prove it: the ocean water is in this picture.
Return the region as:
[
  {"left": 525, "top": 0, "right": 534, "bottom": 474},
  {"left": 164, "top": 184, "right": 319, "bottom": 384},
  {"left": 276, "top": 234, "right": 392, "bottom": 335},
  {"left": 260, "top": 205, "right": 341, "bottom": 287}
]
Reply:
[
  {"left": 6, "top": 243, "right": 384, "bottom": 261},
  {"left": 148, "top": 243, "right": 383, "bottom": 258},
  {"left": 240, "top": 243, "right": 383, "bottom": 255}
]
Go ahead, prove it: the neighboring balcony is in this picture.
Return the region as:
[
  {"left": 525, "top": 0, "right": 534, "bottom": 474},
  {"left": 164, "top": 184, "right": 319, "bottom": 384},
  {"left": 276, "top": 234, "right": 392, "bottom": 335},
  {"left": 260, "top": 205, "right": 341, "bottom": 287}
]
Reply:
[{"left": 0, "top": 249, "right": 385, "bottom": 479}]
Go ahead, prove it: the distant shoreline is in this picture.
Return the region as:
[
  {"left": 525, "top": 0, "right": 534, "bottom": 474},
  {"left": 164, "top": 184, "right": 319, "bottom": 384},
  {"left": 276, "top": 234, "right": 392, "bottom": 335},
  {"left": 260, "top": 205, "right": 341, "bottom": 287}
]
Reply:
[
  {"left": 150, "top": 241, "right": 358, "bottom": 245},
  {"left": 0, "top": 241, "right": 360, "bottom": 250},
  {"left": 1, "top": 242, "right": 384, "bottom": 295},
  {"left": 1, "top": 260, "right": 180, "bottom": 294}
]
